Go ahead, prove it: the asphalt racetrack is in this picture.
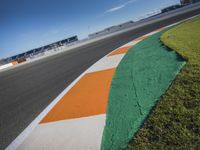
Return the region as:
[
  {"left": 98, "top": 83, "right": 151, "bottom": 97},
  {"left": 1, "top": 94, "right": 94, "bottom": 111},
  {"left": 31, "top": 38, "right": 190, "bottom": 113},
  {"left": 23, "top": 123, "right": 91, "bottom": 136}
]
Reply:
[{"left": 0, "top": 8, "right": 200, "bottom": 149}]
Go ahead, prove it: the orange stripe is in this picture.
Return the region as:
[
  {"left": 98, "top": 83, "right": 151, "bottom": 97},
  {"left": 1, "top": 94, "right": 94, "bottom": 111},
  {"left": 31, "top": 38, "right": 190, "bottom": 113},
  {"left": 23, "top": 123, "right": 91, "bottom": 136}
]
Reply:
[
  {"left": 41, "top": 68, "right": 115, "bottom": 124},
  {"left": 109, "top": 46, "right": 132, "bottom": 56}
]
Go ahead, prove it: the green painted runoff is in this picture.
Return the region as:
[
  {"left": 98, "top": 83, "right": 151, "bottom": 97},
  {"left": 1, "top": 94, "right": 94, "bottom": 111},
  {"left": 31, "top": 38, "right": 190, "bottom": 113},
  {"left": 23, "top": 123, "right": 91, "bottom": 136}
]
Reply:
[{"left": 101, "top": 28, "right": 185, "bottom": 150}]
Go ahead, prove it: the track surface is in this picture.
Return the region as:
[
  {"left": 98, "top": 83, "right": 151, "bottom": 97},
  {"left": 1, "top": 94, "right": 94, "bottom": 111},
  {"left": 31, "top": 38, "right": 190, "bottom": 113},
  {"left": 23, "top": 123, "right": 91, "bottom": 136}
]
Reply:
[{"left": 0, "top": 9, "right": 200, "bottom": 149}]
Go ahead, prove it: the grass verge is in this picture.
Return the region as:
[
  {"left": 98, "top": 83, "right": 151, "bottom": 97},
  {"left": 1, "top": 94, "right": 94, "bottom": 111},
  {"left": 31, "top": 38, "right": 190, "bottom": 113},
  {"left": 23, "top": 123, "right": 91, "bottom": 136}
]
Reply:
[{"left": 127, "top": 16, "right": 200, "bottom": 149}]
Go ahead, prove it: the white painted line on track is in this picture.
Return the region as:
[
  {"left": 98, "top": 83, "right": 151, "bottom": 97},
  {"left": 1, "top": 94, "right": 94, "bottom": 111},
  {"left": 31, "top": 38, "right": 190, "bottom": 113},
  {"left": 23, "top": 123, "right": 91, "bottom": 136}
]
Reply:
[
  {"left": 145, "top": 31, "right": 160, "bottom": 37},
  {"left": 86, "top": 54, "right": 125, "bottom": 73},
  {"left": 121, "top": 41, "right": 141, "bottom": 47}
]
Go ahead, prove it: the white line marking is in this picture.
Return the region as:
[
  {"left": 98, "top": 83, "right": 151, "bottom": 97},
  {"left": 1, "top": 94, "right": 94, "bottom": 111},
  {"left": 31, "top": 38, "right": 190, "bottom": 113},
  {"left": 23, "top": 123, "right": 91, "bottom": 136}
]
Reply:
[
  {"left": 145, "top": 31, "right": 159, "bottom": 37},
  {"left": 87, "top": 54, "right": 125, "bottom": 73},
  {"left": 120, "top": 41, "right": 141, "bottom": 47}
]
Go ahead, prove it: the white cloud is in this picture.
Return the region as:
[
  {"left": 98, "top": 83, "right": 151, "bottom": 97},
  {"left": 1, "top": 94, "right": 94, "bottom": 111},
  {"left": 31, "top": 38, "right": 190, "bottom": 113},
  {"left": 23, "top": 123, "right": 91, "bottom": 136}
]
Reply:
[
  {"left": 106, "top": 4, "right": 126, "bottom": 13},
  {"left": 106, "top": 0, "right": 137, "bottom": 13}
]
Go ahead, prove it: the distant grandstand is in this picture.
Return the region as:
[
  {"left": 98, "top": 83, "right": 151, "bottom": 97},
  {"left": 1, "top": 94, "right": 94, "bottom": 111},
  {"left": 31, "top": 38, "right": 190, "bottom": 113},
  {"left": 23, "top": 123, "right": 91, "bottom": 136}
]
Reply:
[
  {"left": 161, "top": 0, "right": 200, "bottom": 13},
  {"left": 1, "top": 36, "right": 78, "bottom": 64},
  {"left": 161, "top": 4, "right": 182, "bottom": 13},
  {"left": 89, "top": 21, "right": 135, "bottom": 38}
]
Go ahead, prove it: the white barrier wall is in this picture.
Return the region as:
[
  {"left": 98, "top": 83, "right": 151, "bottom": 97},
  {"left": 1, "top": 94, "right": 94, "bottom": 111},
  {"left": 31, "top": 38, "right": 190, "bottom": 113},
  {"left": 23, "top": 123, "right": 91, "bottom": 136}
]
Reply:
[{"left": 0, "top": 63, "right": 13, "bottom": 70}]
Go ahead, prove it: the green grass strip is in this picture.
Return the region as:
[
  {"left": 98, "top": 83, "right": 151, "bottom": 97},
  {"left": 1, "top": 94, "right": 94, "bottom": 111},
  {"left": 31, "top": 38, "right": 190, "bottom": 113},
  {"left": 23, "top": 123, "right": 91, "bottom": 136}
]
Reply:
[
  {"left": 127, "top": 16, "right": 200, "bottom": 149},
  {"left": 101, "top": 28, "right": 185, "bottom": 150}
]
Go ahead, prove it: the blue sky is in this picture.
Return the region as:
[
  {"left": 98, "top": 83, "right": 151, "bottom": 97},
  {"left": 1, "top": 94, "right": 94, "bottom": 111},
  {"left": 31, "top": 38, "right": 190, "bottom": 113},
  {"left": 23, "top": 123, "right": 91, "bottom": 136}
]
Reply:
[{"left": 0, "top": 0, "right": 180, "bottom": 59}]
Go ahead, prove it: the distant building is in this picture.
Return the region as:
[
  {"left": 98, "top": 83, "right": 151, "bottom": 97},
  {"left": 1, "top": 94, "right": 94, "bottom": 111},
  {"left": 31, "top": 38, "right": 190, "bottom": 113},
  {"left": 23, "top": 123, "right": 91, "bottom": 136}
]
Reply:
[{"left": 181, "top": 0, "right": 200, "bottom": 5}]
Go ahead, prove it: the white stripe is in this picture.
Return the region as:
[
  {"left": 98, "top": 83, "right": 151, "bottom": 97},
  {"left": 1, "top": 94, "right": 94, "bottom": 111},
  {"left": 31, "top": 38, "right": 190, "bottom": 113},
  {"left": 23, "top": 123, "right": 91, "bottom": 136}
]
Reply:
[
  {"left": 87, "top": 54, "right": 125, "bottom": 73},
  {"left": 17, "top": 114, "right": 106, "bottom": 150},
  {"left": 145, "top": 31, "right": 159, "bottom": 37},
  {"left": 121, "top": 40, "right": 141, "bottom": 47}
]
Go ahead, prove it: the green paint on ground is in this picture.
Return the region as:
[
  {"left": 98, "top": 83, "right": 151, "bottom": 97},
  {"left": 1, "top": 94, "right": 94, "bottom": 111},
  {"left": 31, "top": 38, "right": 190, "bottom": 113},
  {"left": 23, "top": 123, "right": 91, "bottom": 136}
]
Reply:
[{"left": 101, "top": 29, "right": 185, "bottom": 150}]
